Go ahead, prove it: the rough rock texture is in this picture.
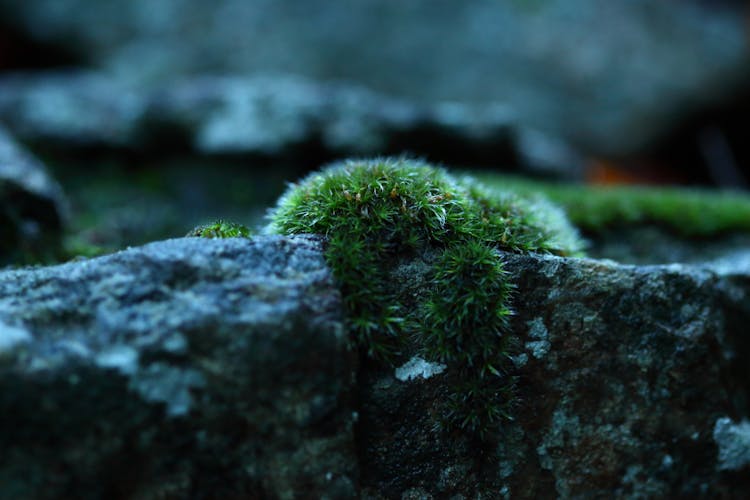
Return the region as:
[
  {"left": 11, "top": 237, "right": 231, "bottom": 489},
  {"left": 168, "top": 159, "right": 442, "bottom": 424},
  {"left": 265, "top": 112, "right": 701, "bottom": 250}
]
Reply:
[
  {"left": 500, "top": 254, "right": 750, "bottom": 498},
  {"left": 1, "top": 0, "right": 747, "bottom": 153},
  {"left": 359, "top": 252, "right": 750, "bottom": 498},
  {"left": 0, "top": 72, "right": 515, "bottom": 163},
  {"left": 0, "top": 124, "right": 66, "bottom": 262},
  {"left": 1, "top": 235, "right": 748, "bottom": 498},
  {"left": 0, "top": 236, "right": 357, "bottom": 499}
]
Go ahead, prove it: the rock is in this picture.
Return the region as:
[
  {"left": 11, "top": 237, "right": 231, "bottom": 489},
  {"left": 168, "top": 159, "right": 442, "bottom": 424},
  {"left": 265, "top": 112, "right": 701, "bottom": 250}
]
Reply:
[
  {"left": 499, "top": 254, "right": 750, "bottom": 498},
  {"left": 1, "top": 0, "right": 748, "bottom": 154},
  {"left": 0, "top": 124, "right": 67, "bottom": 262},
  {"left": 0, "top": 72, "right": 516, "bottom": 163},
  {"left": 714, "top": 417, "right": 750, "bottom": 472},
  {"left": 359, "top": 251, "right": 750, "bottom": 497},
  {"left": 586, "top": 226, "right": 750, "bottom": 266},
  {"left": 0, "top": 72, "right": 145, "bottom": 148},
  {"left": 0, "top": 235, "right": 357, "bottom": 499},
  {"left": 143, "top": 74, "right": 431, "bottom": 155},
  {"left": 1, "top": 235, "right": 747, "bottom": 497}
]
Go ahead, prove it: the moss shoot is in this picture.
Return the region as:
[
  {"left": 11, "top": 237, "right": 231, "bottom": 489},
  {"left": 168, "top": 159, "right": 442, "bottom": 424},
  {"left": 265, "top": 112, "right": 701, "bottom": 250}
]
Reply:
[
  {"left": 187, "top": 220, "right": 252, "bottom": 239},
  {"left": 267, "top": 158, "right": 583, "bottom": 438}
]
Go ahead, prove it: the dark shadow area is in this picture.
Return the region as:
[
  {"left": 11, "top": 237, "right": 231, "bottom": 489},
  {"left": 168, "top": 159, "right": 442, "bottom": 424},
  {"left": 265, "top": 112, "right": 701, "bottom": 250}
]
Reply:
[{"left": 0, "top": 20, "right": 85, "bottom": 71}]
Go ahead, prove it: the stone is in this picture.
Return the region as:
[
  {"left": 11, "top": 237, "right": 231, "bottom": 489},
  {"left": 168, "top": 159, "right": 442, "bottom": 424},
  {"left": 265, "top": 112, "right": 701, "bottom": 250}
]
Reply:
[
  {"left": 0, "top": 235, "right": 357, "bottom": 499},
  {"left": 358, "top": 251, "right": 750, "bottom": 497},
  {"left": 0, "top": 124, "right": 67, "bottom": 263},
  {"left": 0, "top": 235, "right": 748, "bottom": 497},
  {"left": 586, "top": 226, "right": 750, "bottom": 266},
  {"left": 0, "top": 72, "right": 515, "bottom": 163},
  {"left": 0, "top": 72, "right": 145, "bottom": 148},
  {"left": 714, "top": 417, "right": 750, "bottom": 472}
]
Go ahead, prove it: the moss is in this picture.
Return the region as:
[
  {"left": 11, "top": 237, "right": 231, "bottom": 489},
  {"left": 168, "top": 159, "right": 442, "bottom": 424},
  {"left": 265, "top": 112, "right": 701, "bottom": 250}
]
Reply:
[
  {"left": 421, "top": 241, "right": 517, "bottom": 438},
  {"left": 475, "top": 174, "right": 750, "bottom": 237},
  {"left": 61, "top": 236, "right": 109, "bottom": 260},
  {"left": 420, "top": 241, "right": 512, "bottom": 369},
  {"left": 187, "top": 220, "right": 252, "bottom": 239},
  {"left": 267, "top": 158, "right": 583, "bottom": 439}
]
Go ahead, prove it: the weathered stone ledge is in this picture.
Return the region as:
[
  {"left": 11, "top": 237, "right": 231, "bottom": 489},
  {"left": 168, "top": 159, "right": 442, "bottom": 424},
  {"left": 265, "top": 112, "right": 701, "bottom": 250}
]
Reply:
[{"left": 0, "top": 236, "right": 748, "bottom": 498}]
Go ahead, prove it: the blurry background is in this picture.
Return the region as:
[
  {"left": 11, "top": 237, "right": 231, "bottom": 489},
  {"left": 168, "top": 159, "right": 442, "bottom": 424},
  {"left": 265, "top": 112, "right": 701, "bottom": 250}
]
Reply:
[{"left": 0, "top": 0, "right": 749, "bottom": 259}]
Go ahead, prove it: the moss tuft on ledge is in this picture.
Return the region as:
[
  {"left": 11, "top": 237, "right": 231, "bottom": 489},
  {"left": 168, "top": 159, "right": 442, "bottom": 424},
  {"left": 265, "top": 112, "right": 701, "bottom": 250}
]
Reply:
[{"left": 266, "top": 157, "right": 583, "bottom": 438}]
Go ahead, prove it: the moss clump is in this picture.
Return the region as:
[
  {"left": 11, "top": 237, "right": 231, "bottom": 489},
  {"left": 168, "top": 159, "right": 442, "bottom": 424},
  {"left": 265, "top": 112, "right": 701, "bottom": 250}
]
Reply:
[
  {"left": 269, "top": 160, "right": 584, "bottom": 257},
  {"left": 267, "top": 158, "right": 583, "bottom": 438},
  {"left": 187, "top": 220, "right": 252, "bottom": 239}
]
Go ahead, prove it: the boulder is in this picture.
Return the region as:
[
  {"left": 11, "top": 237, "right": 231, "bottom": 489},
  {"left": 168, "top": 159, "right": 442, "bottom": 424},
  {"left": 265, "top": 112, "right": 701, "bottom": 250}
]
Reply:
[
  {"left": 0, "top": 235, "right": 748, "bottom": 497},
  {"left": 358, "top": 252, "right": 750, "bottom": 497},
  {"left": 0, "top": 236, "right": 357, "bottom": 499},
  {"left": 0, "top": 72, "right": 145, "bottom": 148}
]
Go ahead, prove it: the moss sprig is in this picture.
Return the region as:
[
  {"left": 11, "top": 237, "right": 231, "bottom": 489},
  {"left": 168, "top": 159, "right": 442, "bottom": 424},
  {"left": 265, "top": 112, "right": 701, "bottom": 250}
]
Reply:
[
  {"left": 187, "top": 220, "right": 252, "bottom": 239},
  {"left": 421, "top": 241, "right": 514, "bottom": 375}
]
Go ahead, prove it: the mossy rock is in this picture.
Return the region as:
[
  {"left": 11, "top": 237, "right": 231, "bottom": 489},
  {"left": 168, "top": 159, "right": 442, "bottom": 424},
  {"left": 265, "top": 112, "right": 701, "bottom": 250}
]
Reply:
[{"left": 266, "top": 157, "right": 584, "bottom": 438}]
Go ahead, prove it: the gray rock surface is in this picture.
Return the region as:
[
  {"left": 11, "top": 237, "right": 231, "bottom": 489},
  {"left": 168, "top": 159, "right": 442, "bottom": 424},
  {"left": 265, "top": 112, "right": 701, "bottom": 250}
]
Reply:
[
  {"left": 0, "top": 235, "right": 748, "bottom": 498},
  {"left": 0, "top": 124, "right": 66, "bottom": 262},
  {"left": 0, "top": 235, "right": 356, "bottom": 499},
  {"left": 1, "top": 0, "right": 747, "bottom": 154}
]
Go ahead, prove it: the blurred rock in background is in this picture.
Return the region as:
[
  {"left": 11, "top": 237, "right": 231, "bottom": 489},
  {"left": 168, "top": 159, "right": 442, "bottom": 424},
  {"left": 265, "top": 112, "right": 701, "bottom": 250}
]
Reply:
[
  {"left": 0, "top": 124, "right": 66, "bottom": 262},
  {"left": 1, "top": 0, "right": 748, "bottom": 159}
]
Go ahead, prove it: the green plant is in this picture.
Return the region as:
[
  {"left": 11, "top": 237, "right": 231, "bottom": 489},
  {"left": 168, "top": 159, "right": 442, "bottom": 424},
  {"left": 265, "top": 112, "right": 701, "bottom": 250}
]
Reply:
[
  {"left": 421, "top": 240, "right": 517, "bottom": 438},
  {"left": 474, "top": 173, "right": 750, "bottom": 237},
  {"left": 267, "top": 158, "right": 583, "bottom": 438},
  {"left": 421, "top": 241, "right": 513, "bottom": 373},
  {"left": 187, "top": 220, "right": 252, "bottom": 239}
]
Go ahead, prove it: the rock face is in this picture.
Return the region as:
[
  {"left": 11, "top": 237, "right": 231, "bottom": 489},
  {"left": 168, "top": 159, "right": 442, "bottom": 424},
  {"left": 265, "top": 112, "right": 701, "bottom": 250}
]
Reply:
[
  {"left": 1, "top": 0, "right": 747, "bottom": 154},
  {"left": 0, "top": 235, "right": 748, "bottom": 498},
  {"left": 0, "top": 124, "right": 66, "bottom": 262},
  {"left": 358, "top": 252, "right": 750, "bottom": 498},
  {"left": 499, "top": 254, "right": 749, "bottom": 498},
  {"left": 0, "top": 236, "right": 356, "bottom": 499}
]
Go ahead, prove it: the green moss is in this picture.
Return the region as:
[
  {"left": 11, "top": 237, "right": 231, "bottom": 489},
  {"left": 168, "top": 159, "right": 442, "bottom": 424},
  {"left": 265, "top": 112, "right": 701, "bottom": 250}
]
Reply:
[
  {"left": 187, "top": 220, "right": 252, "bottom": 239},
  {"left": 421, "top": 241, "right": 516, "bottom": 438},
  {"left": 61, "top": 236, "right": 109, "bottom": 260},
  {"left": 267, "top": 158, "right": 583, "bottom": 439},
  {"left": 421, "top": 241, "right": 513, "bottom": 372},
  {"left": 475, "top": 174, "right": 750, "bottom": 237}
]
